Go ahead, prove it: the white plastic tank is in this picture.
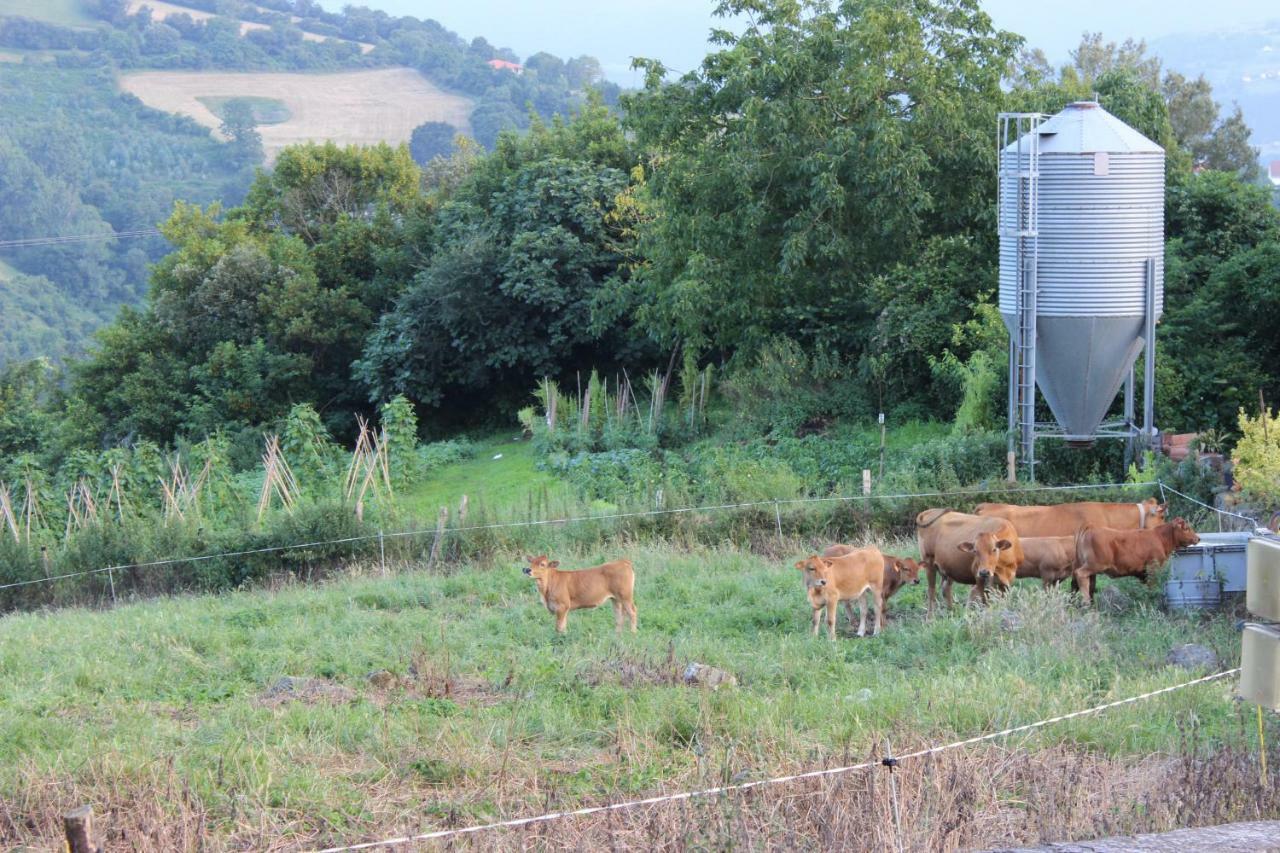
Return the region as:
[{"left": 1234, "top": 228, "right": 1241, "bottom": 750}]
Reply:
[{"left": 999, "top": 102, "right": 1165, "bottom": 439}]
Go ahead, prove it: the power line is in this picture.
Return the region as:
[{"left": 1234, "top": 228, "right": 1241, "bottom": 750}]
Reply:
[{"left": 0, "top": 229, "right": 165, "bottom": 249}]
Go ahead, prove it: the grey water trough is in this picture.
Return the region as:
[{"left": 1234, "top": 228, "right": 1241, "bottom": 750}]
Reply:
[{"left": 1165, "top": 531, "right": 1260, "bottom": 610}]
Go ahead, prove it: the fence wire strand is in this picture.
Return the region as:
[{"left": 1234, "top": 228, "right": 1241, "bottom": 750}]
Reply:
[
  {"left": 0, "top": 481, "right": 1160, "bottom": 594},
  {"left": 308, "top": 668, "right": 1240, "bottom": 852}
]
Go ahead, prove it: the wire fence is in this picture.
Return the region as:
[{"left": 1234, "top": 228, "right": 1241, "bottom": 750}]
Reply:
[
  {"left": 0, "top": 480, "right": 1164, "bottom": 595},
  {"left": 309, "top": 667, "right": 1242, "bottom": 852}
]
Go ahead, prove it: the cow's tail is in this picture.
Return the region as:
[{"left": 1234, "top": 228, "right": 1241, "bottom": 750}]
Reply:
[
  {"left": 915, "top": 507, "right": 953, "bottom": 529},
  {"left": 1073, "top": 525, "right": 1092, "bottom": 571}
]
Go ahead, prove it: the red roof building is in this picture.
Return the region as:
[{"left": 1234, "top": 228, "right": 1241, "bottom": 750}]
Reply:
[{"left": 487, "top": 59, "right": 523, "bottom": 74}]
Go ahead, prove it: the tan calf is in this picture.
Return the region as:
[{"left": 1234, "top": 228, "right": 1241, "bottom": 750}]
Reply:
[
  {"left": 795, "top": 548, "right": 887, "bottom": 640},
  {"left": 523, "top": 554, "right": 637, "bottom": 633},
  {"left": 823, "top": 544, "right": 922, "bottom": 621},
  {"left": 916, "top": 510, "right": 1022, "bottom": 615}
]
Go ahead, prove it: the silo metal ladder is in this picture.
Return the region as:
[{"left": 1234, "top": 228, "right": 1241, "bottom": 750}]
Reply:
[{"left": 999, "top": 112, "right": 1044, "bottom": 480}]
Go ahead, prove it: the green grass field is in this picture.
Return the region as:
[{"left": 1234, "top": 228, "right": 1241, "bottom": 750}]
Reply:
[
  {"left": 401, "top": 434, "right": 574, "bottom": 519},
  {"left": 1, "top": 538, "right": 1265, "bottom": 850},
  {"left": 0, "top": 0, "right": 95, "bottom": 27}
]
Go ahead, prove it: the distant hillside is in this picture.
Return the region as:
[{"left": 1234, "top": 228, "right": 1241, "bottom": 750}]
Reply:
[
  {"left": 0, "top": 0, "right": 617, "bottom": 365},
  {"left": 1153, "top": 21, "right": 1280, "bottom": 162}
]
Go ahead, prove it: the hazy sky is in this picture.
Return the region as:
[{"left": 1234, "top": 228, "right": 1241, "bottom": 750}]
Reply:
[{"left": 333, "top": 1, "right": 1276, "bottom": 83}]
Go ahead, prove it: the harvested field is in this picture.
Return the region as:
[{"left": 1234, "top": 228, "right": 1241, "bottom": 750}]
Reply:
[
  {"left": 124, "top": 0, "right": 375, "bottom": 53},
  {"left": 119, "top": 68, "right": 473, "bottom": 163}
]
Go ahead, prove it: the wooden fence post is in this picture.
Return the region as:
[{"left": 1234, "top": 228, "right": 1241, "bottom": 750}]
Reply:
[
  {"left": 64, "top": 805, "right": 99, "bottom": 853},
  {"left": 427, "top": 506, "right": 448, "bottom": 569}
]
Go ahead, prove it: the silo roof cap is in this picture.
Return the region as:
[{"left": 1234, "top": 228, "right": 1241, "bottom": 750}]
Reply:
[{"left": 1005, "top": 102, "right": 1164, "bottom": 155}]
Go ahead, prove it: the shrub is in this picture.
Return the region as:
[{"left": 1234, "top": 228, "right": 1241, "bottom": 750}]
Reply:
[{"left": 1233, "top": 406, "right": 1280, "bottom": 504}]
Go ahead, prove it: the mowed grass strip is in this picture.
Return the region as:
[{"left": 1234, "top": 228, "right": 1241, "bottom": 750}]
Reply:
[{"left": 0, "top": 542, "right": 1244, "bottom": 848}]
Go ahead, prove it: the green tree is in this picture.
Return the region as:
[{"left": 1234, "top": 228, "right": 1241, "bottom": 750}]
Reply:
[
  {"left": 219, "top": 99, "right": 264, "bottom": 166},
  {"left": 620, "top": 0, "right": 1019, "bottom": 359},
  {"left": 408, "top": 121, "right": 458, "bottom": 165}
]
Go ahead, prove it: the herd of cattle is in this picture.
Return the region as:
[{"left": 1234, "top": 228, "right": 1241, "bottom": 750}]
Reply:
[{"left": 523, "top": 497, "right": 1201, "bottom": 638}]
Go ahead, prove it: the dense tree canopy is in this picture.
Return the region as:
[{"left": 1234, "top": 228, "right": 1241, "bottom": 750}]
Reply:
[{"left": 619, "top": 0, "right": 1019, "bottom": 362}]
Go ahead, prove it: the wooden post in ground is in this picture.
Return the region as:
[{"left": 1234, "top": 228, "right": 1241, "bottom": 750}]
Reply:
[
  {"left": 64, "top": 805, "right": 99, "bottom": 853},
  {"left": 427, "top": 506, "right": 448, "bottom": 569},
  {"left": 862, "top": 469, "right": 872, "bottom": 496},
  {"left": 1007, "top": 451, "right": 1017, "bottom": 484}
]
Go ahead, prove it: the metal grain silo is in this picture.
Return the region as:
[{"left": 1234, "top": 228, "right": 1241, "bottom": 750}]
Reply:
[{"left": 999, "top": 102, "right": 1164, "bottom": 475}]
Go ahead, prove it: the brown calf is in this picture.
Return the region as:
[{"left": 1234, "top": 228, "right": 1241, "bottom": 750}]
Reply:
[
  {"left": 796, "top": 547, "right": 887, "bottom": 640},
  {"left": 823, "top": 544, "right": 922, "bottom": 621},
  {"left": 916, "top": 510, "right": 1022, "bottom": 614},
  {"left": 1072, "top": 518, "right": 1200, "bottom": 604},
  {"left": 523, "top": 554, "right": 637, "bottom": 633},
  {"left": 1017, "top": 536, "right": 1078, "bottom": 587}
]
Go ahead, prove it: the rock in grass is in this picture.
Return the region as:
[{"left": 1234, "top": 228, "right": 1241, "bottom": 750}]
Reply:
[
  {"left": 366, "top": 669, "right": 398, "bottom": 689},
  {"left": 1166, "top": 644, "right": 1219, "bottom": 672},
  {"left": 682, "top": 663, "right": 738, "bottom": 690},
  {"left": 1096, "top": 585, "right": 1131, "bottom": 615},
  {"left": 260, "top": 675, "right": 355, "bottom": 705}
]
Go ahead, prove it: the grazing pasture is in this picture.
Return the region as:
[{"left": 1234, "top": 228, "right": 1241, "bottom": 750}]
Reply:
[
  {"left": 1, "top": 539, "right": 1269, "bottom": 851},
  {"left": 119, "top": 68, "right": 472, "bottom": 163}
]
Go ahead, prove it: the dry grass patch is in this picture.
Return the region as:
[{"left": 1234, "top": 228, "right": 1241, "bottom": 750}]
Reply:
[{"left": 119, "top": 68, "right": 472, "bottom": 162}]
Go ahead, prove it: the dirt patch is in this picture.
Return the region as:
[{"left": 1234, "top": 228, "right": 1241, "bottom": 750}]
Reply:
[{"left": 119, "top": 67, "right": 472, "bottom": 163}]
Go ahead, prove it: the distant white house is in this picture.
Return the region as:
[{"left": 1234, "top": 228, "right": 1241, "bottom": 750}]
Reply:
[{"left": 1271, "top": 161, "right": 1280, "bottom": 186}]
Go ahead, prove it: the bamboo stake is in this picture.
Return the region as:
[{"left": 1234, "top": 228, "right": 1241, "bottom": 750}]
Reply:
[{"left": 0, "top": 482, "right": 18, "bottom": 542}]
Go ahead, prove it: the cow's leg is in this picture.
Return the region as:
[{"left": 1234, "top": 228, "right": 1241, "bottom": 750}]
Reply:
[
  {"left": 627, "top": 599, "right": 638, "bottom": 633},
  {"left": 1073, "top": 568, "right": 1095, "bottom": 605},
  {"left": 811, "top": 605, "right": 822, "bottom": 637},
  {"left": 944, "top": 578, "right": 956, "bottom": 609},
  {"left": 612, "top": 599, "right": 625, "bottom": 633},
  {"left": 826, "top": 599, "right": 838, "bottom": 641},
  {"left": 843, "top": 599, "right": 857, "bottom": 629},
  {"left": 856, "top": 594, "right": 868, "bottom": 638},
  {"left": 873, "top": 589, "right": 884, "bottom": 636},
  {"left": 926, "top": 562, "right": 938, "bottom": 617},
  {"left": 554, "top": 606, "right": 569, "bottom": 633}
]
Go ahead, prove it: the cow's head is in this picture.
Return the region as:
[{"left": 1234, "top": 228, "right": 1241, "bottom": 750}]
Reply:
[
  {"left": 1142, "top": 497, "right": 1169, "bottom": 528},
  {"left": 956, "top": 532, "right": 1013, "bottom": 581},
  {"left": 1169, "top": 517, "right": 1200, "bottom": 548},
  {"left": 523, "top": 554, "right": 560, "bottom": 579},
  {"left": 892, "top": 557, "right": 922, "bottom": 585},
  {"left": 795, "top": 555, "right": 832, "bottom": 589}
]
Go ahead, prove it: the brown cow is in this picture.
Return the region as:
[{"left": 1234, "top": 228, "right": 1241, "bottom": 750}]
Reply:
[
  {"left": 1072, "top": 518, "right": 1200, "bottom": 604},
  {"left": 1017, "top": 536, "right": 1078, "bottom": 587},
  {"left": 823, "top": 544, "right": 922, "bottom": 621},
  {"left": 796, "top": 547, "right": 888, "bottom": 640},
  {"left": 975, "top": 497, "right": 1166, "bottom": 538},
  {"left": 916, "top": 510, "right": 1023, "bottom": 614},
  {"left": 523, "top": 554, "right": 637, "bottom": 633}
]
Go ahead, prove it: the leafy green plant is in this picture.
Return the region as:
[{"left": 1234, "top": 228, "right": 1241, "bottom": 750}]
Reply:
[{"left": 1233, "top": 407, "right": 1280, "bottom": 503}]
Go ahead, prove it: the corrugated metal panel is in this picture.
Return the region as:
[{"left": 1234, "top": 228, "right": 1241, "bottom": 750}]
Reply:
[{"left": 998, "top": 151, "right": 1164, "bottom": 317}]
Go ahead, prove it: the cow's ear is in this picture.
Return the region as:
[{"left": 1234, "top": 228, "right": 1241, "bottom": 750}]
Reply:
[
  {"left": 957, "top": 541, "right": 976, "bottom": 553},
  {"left": 995, "top": 538, "right": 1013, "bottom": 551},
  {"left": 794, "top": 561, "right": 806, "bottom": 570},
  {"left": 821, "top": 558, "right": 834, "bottom": 569},
  {"left": 524, "top": 555, "right": 534, "bottom": 563},
  {"left": 548, "top": 560, "right": 560, "bottom": 569}
]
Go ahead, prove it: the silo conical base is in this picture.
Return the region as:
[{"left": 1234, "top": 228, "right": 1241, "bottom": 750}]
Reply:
[{"left": 1002, "top": 313, "right": 1145, "bottom": 439}]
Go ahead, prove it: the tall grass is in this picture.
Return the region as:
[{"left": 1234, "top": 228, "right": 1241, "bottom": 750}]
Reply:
[{"left": 0, "top": 541, "right": 1270, "bottom": 850}]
